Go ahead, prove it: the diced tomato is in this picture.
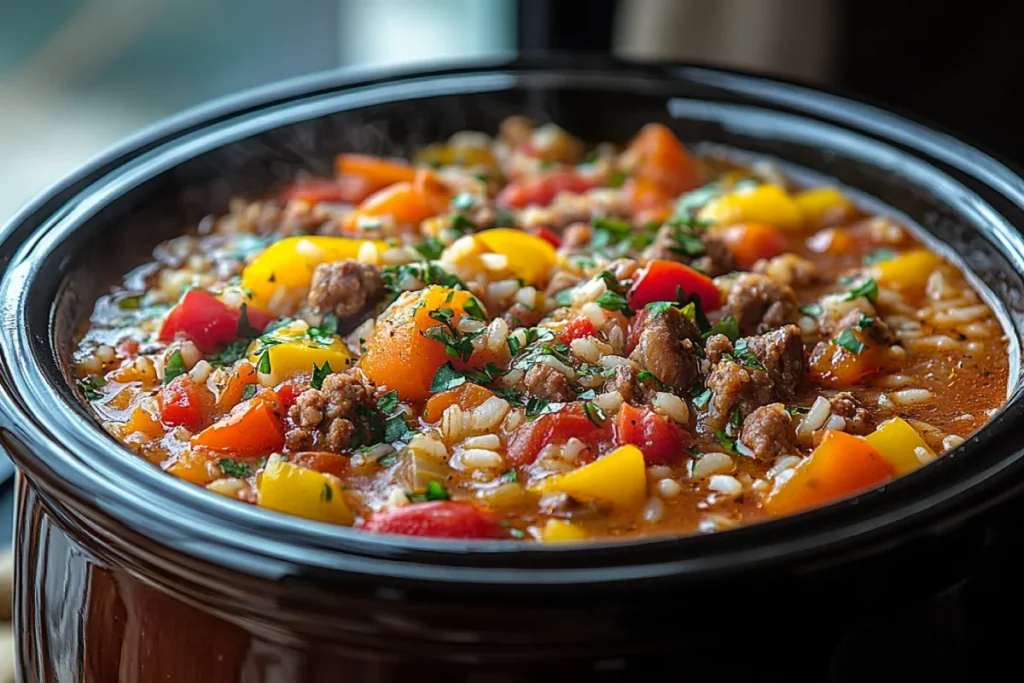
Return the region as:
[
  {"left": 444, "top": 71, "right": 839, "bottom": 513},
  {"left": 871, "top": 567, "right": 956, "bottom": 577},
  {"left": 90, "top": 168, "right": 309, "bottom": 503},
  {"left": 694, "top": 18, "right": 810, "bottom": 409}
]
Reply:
[
  {"left": 159, "top": 289, "right": 272, "bottom": 354},
  {"left": 496, "top": 170, "right": 603, "bottom": 209},
  {"left": 720, "top": 222, "right": 789, "bottom": 269},
  {"left": 614, "top": 403, "right": 691, "bottom": 465},
  {"left": 529, "top": 226, "right": 562, "bottom": 248},
  {"left": 359, "top": 501, "right": 504, "bottom": 539},
  {"left": 115, "top": 338, "right": 139, "bottom": 361},
  {"left": 627, "top": 260, "right": 722, "bottom": 312},
  {"left": 558, "top": 316, "right": 598, "bottom": 345},
  {"left": 159, "top": 375, "right": 206, "bottom": 431},
  {"left": 507, "top": 404, "right": 613, "bottom": 466},
  {"left": 273, "top": 381, "right": 302, "bottom": 410},
  {"left": 291, "top": 451, "right": 349, "bottom": 479}
]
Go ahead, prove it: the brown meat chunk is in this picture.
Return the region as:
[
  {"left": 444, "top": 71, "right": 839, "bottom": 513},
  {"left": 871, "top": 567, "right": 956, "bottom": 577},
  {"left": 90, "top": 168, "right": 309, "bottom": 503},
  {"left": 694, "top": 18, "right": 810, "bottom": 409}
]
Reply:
[
  {"left": 745, "top": 325, "right": 806, "bottom": 402},
  {"left": 285, "top": 370, "right": 382, "bottom": 453},
  {"left": 701, "top": 325, "right": 806, "bottom": 429},
  {"left": 627, "top": 306, "right": 702, "bottom": 393},
  {"left": 505, "top": 303, "right": 543, "bottom": 329},
  {"left": 607, "top": 258, "right": 640, "bottom": 281},
  {"left": 521, "top": 364, "right": 575, "bottom": 403},
  {"left": 705, "top": 361, "right": 774, "bottom": 429},
  {"left": 308, "top": 261, "right": 384, "bottom": 319},
  {"left": 832, "top": 309, "right": 897, "bottom": 347},
  {"left": 727, "top": 273, "right": 799, "bottom": 335},
  {"left": 828, "top": 392, "right": 876, "bottom": 435},
  {"left": 740, "top": 404, "right": 796, "bottom": 461},
  {"left": 545, "top": 271, "right": 581, "bottom": 299},
  {"left": 641, "top": 226, "right": 736, "bottom": 277},
  {"left": 604, "top": 359, "right": 648, "bottom": 405}
]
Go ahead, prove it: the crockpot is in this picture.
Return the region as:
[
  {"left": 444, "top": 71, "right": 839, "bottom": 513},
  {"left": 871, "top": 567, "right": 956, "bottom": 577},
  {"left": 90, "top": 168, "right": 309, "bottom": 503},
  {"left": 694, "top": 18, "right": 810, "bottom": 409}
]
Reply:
[{"left": 2, "top": 56, "right": 1024, "bottom": 682}]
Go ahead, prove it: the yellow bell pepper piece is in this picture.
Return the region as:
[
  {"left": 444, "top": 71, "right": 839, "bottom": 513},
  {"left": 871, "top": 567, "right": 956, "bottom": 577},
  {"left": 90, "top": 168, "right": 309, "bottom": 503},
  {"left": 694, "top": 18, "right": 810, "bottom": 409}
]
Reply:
[
  {"left": 540, "top": 519, "right": 589, "bottom": 542},
  {"left": 476, "top": 228, "right": 557, "bottom": 285},
  {"left": 794, "top": 187, "right": 854, "bottom": 228},
  {"left": 241, "top": 235, "right": 389, "bottom": 310},
  {"left": 530, "top": 444, "right": 646, "bottom": 509},
  {"left": 414, "top": 143, "right": 496, "bottom": 168},
  {"left": 872, "top": 249, "right": 942, "bottom": 290},
  {"left": 864, "top": 417, "right": 937, "bottom": 475},
  {"left": 258, "top": 459, "right": 354, "bottom": 525},
  {"left": 699, "top": 184, "right": 803, "bottom": 230},
  {"left": 249, "top": 320, "right": 354, "bottom": 387}
]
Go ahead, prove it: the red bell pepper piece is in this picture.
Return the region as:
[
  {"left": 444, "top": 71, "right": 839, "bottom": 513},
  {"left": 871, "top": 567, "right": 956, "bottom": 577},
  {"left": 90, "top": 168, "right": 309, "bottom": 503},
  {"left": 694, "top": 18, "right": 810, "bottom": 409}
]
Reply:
[
  {"left": 282, "top": 177, "right": 375, "bottom": 205},
  {"left": 159, "top": 289, "right": 272, "bottom": 354},
  {"left": 496, "top": 170, "right": 603, "bottom": 209},
  {"left": 615, "top": 403, "right": 691, "bottom": 465},
  {"left": 191, "top": 391, "right": 285, "bottom": 455},
  {"left": 528, "top": 226, "right": 562, "bottom": 248},
  {"left": 507, "top": 404, "right": 613, "bottom": 467},
  {"left": 159, "top": 375, "right": 206, "bottom": 431},
  {"left": 627, "top": 260, "right": 722, "bottom": 313},
  {"left": 558, "top": 316, "right": 599, "bottom": 345},
  {"left": 359, "top": 501, "right": 504, "bottom": 539}
]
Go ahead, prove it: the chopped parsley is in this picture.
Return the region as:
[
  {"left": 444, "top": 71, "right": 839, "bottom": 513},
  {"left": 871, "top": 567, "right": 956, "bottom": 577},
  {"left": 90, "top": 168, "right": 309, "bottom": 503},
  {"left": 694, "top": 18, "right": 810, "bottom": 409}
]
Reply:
[
  {"left": 405, "top": 481, "right": 451, "bottom": 502},
  {"left": 78, "top": 374, "right": 107, "bottom": 401},
  {"left": 665, "top": 217, "right": 708, "bottom": 257},
  {"left": 608, "top": 170, "right": 627, "bottom": 188},
  {"left": 714, "top": 429, "right": 737, "bottom": 452},
  {"left": 218, "top": 459, "right": 251, "bottom": 478},
  {"left": 451, "top": 192, "right": 475, "bottom": 212},
  {"left": 596, "top": 290, "right": 631, "bottom": 314},
  {"left": 858, "top": 315, "right": 876, "bottom": 329},
  {"left": 381, "top": 262, "right": 466, "bottom": 299},
  {"left": 163, "top": 350, "right": 187, "bottom": 385},
  {"left": 525, "top": 397, "right": 555, "bottom": 419},
  {"left": 835, "top": 328, "right": 865, "bottom": 354},
  {"left": 429, "top": 362, "right": 467, "bottom": 392},
  {"left": 672, "top": 184, "right": 720, "bottom": 220},
  {"left": 413, "top": 237, "right": 446, "bottom": 260},
  {"left": 636, "top": 370, "right": 671, "bottom": 392},
  {"left": 491, "top": 387, "right": 526, "bottom": 406},
  {"left": 255, "top": 347, "right": 273, "bottom": 374},
  {"left": 591, "top": 216, "right": 633, "bottom": 249},
  {"left": 494, "top": 209, "right": 516, "bottom": 228},
  {"left": 799, "top": 303, "right": 823, "bottom": 317},
  {"left": 450, "top": 212, "right": 476, "bottom": 233},
  {"left": 702, "top": 314, "right": 740, "bottom": 341},
  {"left": 731, "top": 338, "right": 766, "bottom": 371},
  {"left": 307, "top": 314, "right": 340, "bottom": 344},
  {"left": 582, "top": 402, "right": 607, "bottom": 427},
  {"left": 462, "top": 295, "right": 488, "bottom": 322},
  {"left": 864, "top": 248, "right": 896, "bottom": 266},
  {"left": 460, "top": 362, "right": 506, "bottom": 384},
  {"left": 320, "top": 483, "right": 333, "bottom": 502},
  {"left": 500, "top": 469, "right": 518, "bottom": 483},
  {"left": 691, "top": 386, "right": 712, "bottom": 409},
  {"left": 845, "top": 277, "right": 879, "bottom": 304},
  {"left": 310, "top": 360, "right": 333, "bottom": 390},
  {"left": 241, "top": 384, "right": 257, "bottom": 400},
  {"left": 553, "top": 287, "right": 576, "bottom": 307},
  {"left": 422, "top": 307, "right": 480, "bottom": 362},
  {"left": 377, "top": 453, "right": 398, "bottom": 467},
  {"left": 646, "top": 301, "right": 675, "bottom": 315},
  {"left": 236, "top": 303, "right": 263, "bottom": 339},
  {"left": 378, "top": 390, "right": 400, "bottom": 414},
  {"left": 207, "top": 339, "right": 249, "bottom": 367}
]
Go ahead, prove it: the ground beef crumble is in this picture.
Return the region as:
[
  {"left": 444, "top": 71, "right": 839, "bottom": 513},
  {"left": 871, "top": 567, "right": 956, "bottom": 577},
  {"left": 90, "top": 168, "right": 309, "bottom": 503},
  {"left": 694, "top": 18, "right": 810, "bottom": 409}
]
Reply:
[{"left": 285, "top": 370, "right": 383, "bottom": 452}]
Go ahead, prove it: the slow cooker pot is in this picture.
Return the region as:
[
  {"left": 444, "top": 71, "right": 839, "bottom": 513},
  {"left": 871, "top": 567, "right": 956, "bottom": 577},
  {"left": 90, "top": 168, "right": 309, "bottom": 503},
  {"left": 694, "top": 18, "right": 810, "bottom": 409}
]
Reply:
[{"left": 2, "top": 57, "right": 1024, "bottom": 682}]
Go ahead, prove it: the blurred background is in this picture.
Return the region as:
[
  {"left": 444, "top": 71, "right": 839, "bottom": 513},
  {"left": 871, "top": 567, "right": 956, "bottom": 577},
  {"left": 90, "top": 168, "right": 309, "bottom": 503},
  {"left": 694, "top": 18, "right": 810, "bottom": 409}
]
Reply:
[
  {"left": 3, "top": 0, "right": 1023, "bottom": 224},
  {"left": 1, "top": 0, "right": 1023, "bottom": 545}
]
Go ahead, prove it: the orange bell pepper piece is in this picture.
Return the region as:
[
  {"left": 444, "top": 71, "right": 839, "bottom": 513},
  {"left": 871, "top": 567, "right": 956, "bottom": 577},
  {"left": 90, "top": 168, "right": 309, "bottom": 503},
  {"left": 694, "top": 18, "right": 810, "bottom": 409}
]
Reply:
[
  {"left": 764, "top": 430, "right": 895, "bottom": 516},
  {"left": 423, "top": 383, "right": 496, "bottom": 422},
  {"left": 360, "top": 286, "right": 481, "bottom": 402},
  {"left": 622, "top": 123, "right": 703, "bottom": 197},
  {"left": 215, "top": 361, "right": 259, "bottom": 413},
  {"left": 191, "top": 391, "right": 285, "bottom": 454},
  {"left": 719, "top": 222, "right": 789, "bottom": 269},
  {"left": 343, "top": 168, "right": 451, "bottom": 231},
  {"left": 336, "top": 153, "right": 416, "bottom": 187}
]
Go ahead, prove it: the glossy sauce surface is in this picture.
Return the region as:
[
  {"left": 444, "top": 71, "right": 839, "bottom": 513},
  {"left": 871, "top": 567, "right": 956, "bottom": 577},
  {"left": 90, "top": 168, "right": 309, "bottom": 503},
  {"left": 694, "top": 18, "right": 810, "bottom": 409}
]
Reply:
[{"left": 72, "top": 118, "right": 1009, "bottom": 541}]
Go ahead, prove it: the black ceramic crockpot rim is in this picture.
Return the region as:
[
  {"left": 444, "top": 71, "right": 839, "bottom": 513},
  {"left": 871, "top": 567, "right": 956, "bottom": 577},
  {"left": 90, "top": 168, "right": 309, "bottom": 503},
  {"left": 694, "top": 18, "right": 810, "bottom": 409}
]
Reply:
[{"left": 2, "top": 55, "right": 1024, "bottom": 587}]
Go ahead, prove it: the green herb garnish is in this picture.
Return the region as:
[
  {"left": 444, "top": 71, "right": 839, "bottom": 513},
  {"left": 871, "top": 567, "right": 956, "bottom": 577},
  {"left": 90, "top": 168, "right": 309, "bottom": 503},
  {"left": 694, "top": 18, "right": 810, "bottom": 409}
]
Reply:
[
  {"left": 462, "top": 295, "right": 488, "bottom": 322},
  {"left": 236, "top": 303, "right": 263, "bottom": 339},
  {"left": 218, "top": 459, "right": 251, "bottom": 478},
  {"left": 425, "top": 480, "right": 449, "bottom": 501},
  {"left": 163, "top": 350, "right": 187, "bottom": 385},
  {"left": 845, "top": 277, "right": 879, "bottom": 304},
  {"left": 636, "top": 370, "right": 671, "bottom": 392},
  {"left": 320, "top": 483, "right": 333, "bottom": 502},
  {"left": 241, "top": 384, "right": 257, "bottom": 400},
  {"left": 835, "top": 328, "right": 865, "bottom": 354},
  {"left": 799, "top": 303, "right": 823, "bottom": 317},
  {"left": 703, "top": 314, "right": 740, "bottom": 341},
  {"left": 691, "top": 386, "right": 712, "bottom": 409},
  {"left": 451, "top": 192, "right": 475, "bottom": 212},
  {"left": 118, "top": 294, "right": 144, "bottom": 310},
  {"left": 582, "top": 402, "right": 607, "bottom": 427},
  {"left": 413, "top": 237, "right": 446, "bottom": 260},
  {"left": 863, "top": 248, "right": 896, "bottom": 266},
  {"left": 310, "top": 360, "right": 333, "bottom": 390},
  {"left": 429, "top": 362, "right": 467, "bottom": 392},
  {"left": 732, "top": 338, "right": 766, "bottom": 371},
  {"left": 256, "top": 347, "right": 272, "bottom": 374},
  {"left": 78, "top": 374, "right": 107, "bottom": 401},
  {"left": 500, "top": 469, "right": 518, "bottom": 483}
]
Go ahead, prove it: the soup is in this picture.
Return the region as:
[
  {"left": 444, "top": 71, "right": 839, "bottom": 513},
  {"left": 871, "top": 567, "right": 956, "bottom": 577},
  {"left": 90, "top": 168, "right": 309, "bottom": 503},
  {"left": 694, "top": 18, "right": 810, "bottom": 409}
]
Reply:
[{"left": 72, "top": 118, "right": 1008, "bottom": 541}]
